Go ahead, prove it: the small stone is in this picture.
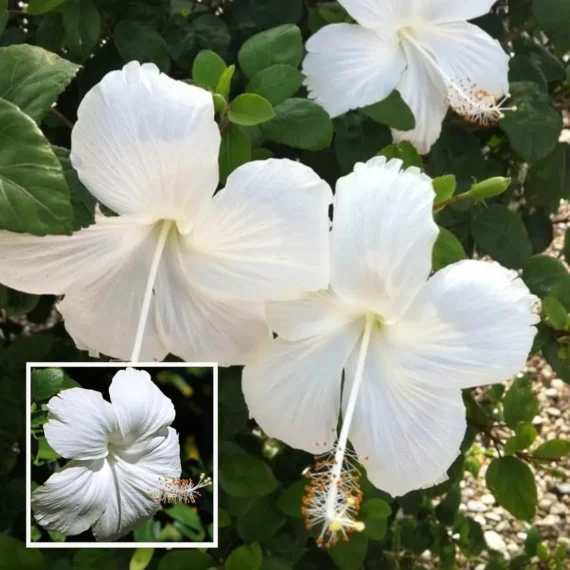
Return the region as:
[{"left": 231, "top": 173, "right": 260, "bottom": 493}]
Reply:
[
  {"left": 484, "top": 531, "right": 508, "bottom": 555},
  {"left": 474, "top": 515, "right": 486, "bottom": 526},
  {"left": 551, "top": 379, "right": 565, "bottom": 389},
  {"left": 546, "top": 407, "right": 561, "bottom": 417},
  {"left": 539, "top": 498, "right": 554, "bottom": 510},
  {"left": 496, "top": 521, "right": 508, "bottom": 532},
  {"left": 536, "top": 514, "right": 561, "bottom": 527},
  {"left": 467, "top": 500, "right": 486, "bottom": 513},
  {"left": 545, "top": 388, "right": 559, "bottom": 398},
  {"left": 542, "top": 368, "right": 554, "bottom": 380},
  {"left": 481, "top": 494, "right": 495, "bottom": 506},
  {"left": 556, "top": 483, "right": 570, "bottom": 495},
  {"left": 463, "top": 487, "right": 475, "bottom": 498},
  {"left": 551, "top": 502, "right": 567, "bottom": 515},
  {"left": 486, "top": 512, "right": 501, "bottom": 522},
  {"left": 517, "top": 532, "right": 527, "bottom": 541}
]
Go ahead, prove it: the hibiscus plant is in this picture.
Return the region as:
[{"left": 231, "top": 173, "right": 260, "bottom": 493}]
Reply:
[{"left": 1, "top": 0, "right": 570, "bottom": 569}]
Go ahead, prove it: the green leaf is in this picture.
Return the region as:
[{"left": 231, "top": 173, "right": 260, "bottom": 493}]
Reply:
[
  {"left": 36, "top": 436, "right": 61, "bottom": 461},
  {"left": 246, "top": 64, "right": 304, "bottom": 106},
  {"left": 129, "top": 549, "right": 153, "bottom": 570},
  {"left": 533, "top": 0, "right": 570, "bottom": 50},
  {"left": 61, "top": 0, "right": 101, "bottom": 59},
  {"left": 360, "top": 499, "right": 391, "bottom": 540},
  {"left": 0, "top": 45, "right": 79, "bottom": 123},
  {"left": 432, "top": 227, "right": 467, "bottom": 271},
  {"left": 219, "top": 125, "right": 251, "bottom": 184},
  {"left": 165, "top": 504, "right": 202, "bottom": 531},
  {"left": 157, "top": 551, "right": 214, "bottom": 570},
  {"left": 0, "top": 535, "right": 44, "bottom": 570},
  {"left": 525, "top": 144, "right": 567, "bottom": 212},
  {"left": 328, "top": 532, "right": 368, "bottom": 570},
  {"left": 361, "top": 90, "right": 415, "bottom": 130},
  {"left": 433, "top": 174, "right": 457, "bottom": 204},
  {"left": 0, "top": 98, "right": 73, "bottom": 235},
  {"left": 533, "top": 439, "right": 570, "bottom": 458},
  {"left": 0, "top": 0, "right": 7, "bottom": 37},
  {"left": 260, "top": 559, "right": 292, "bottom": 570},
  {"left": 377, "top": 141, "right": 422, "bottom": 169},
  {"left": 524, "top": 527, "right": 542, "bottom": 557},
  {"left": 31, "top": 367, "right": 78, "bottom": 401},
  {"left": 515, "top": 421, "right": 538, "bottom": 450},
  {"left": 52, "top": 146, "right": 96, "bottom": 230},
  {"left": 471, "top": 205, "right": 533, "bottom": 269},
  {"left": 238, "top": 25, "right": 303, "bottom": 79},
  {"left": 219, "top": 445, "right": 279, "bottom": 498},
  {"left": 436, "top": 487, "right": 461, "bottom": 526},
  {"left": 524, "top": 210, "right": 553, "bottom": 254},
  {"left": 192, "top": 49, "right": 226, "bottom": 91},
  {"left": 237, "top": 494, "right": 286, "bottom": 543},
  {"left": 215, "top": 65, "right": 235, "bottom": 101},
  {"left": 1, "top": 287, "right": 39, "bottom": 317},
  {"left": 522, "top": 255, "right": 570, "bottom": 310},
  {"left": 503, "top": 377, "right": 538, "bottom": 429},
  {"left": 542, "top": 338, "right": 570, "bottom": 383},
  {"left": 485, "top": 456, "right": 537, "bottom": 520},
  {"left": 543, "top": 296, "right": 568, "bottom": 330},
  {"left": 228, "top": 93, "right": 275, "bottom": 126},
  {"left": 226, "top": 544, "right": 262, "bottom": 570},
  {"left": 27, "top": 0, "right": 68, "bottom": 15},
  {"left": 500, "top": 82, "right": 562, "bottom": 163},
  {"left": 456, "top": 517, "right": 486, "bottom": 557},
  {"left": 114, "top": 21, "right": 170, "bottom": 72},
  {"left": 246, "top": 0, "right": 303, "bottom": 29},
  {"left": 262, "top": 98, "right": 333, "bottom": 150},
  {"left": 564, "top": 228, "right": 570, "bottom": 266},
  {"left": 277, "top": 478, "right": 305, "bottom": 519}
]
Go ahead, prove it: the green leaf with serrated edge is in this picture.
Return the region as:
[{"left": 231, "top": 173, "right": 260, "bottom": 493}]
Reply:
[
  {"left": 433, "top": 227, "right": 467, "bottom": 271},
  {"left": 0, "top": 45, "right": 79, "bottom": 123},
  {"left": 361, "top": 90, "right": 415, "bottom": 130},
  {"left": 503, "top": 377, "right": 538, "bottom": 429},
  {"left": 238, "top": 25, "right": 303, "bottom": 79},
  {"left": 226, "top": 543, "right": 262, "bottom": 570},
  {"left": 228, "top": 93, "right": 275, "bottom": 127},
  {"left": 543, "top": 296, "right": 568, "bottom": 330},
  {"left": 27, "top": 0, "right": 68, "bottom": 15},
  {"left": 114, "top": 21, "right": 170, "bottom": 72},
  {"left": 485, "top": 456, "right": 537, "bottom": 520},
  {"left": 262, "top": 98, "right": 333, "bottom": 150},
  {"left": 471, "top": 205, "right": 532, "bottom": 269},
  {"left": 0, "top": 99, "right": 72, "bottom": 235},
  {"left": 192, "top": 50, "right": 226, "bottom": 91},
  {"left": 219, "top": 126, "right": 251, "bottom": 184},
  {"left": 246, "top": 64, "right": 304, "bottom": 106},
  {"left": 533, "top": 439, "right": 570, "bottom": 458}
]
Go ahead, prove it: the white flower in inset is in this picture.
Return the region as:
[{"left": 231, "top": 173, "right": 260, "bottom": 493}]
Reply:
[
  {"left": 0, "top": 62, "right": 332, "bottom": 364},
  {"left": 302, "top": 0, "right": 512, "bottom": 153},
  {"left": 32, "top": 368, "right": 181, "bottom": 541},
  {"left": 243, "top": 157, "right": 537, "bottom": 543}
]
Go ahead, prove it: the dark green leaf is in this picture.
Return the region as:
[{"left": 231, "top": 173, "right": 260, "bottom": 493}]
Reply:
[
  {"left": 27, "top": 0, "right": 68, "bottom": 15},
  {"left": 524, "top": 527, "right": 541, "bottom": 557},
  {"left": 525, "top": 144, "right": 567, "bottom": 212},
  {"left": 192, "top": 49, "right": 226, "bottom": 91},
  {"left": 0, "top": 535, "right": 44, "bottom": 570},
  {"left": 238, "top": 25, "right": 303, "bottom": 79},
  {"left": 533, "top": 439, "right": 570, "bottom": 458},
  {"left": 523, "top": 210, "right": 553, "bottom": 254},
  {"left": 471, "top": 205, "right": 532, "bottom": 269},
  {"left": 219, "top": 125, "right": 251, "bottom": 184},
  {"left": 436, "top": 487, "right": 461, "bottom": 526},
  {"left": 228, "top": 93, "right": 275, "bottom": 126},
  {"left": 237, "top": 494, "right": 286, "bottom": 543},
  {"left": 522, "top": 255, "right": 570, "bottom": 310},
  {"left": 361, "top": 90, "right": 415, "bottom": 131},
  {"left": 377, "top": 141, "right": 422, "bottom": 169},
  {"left": 533, "top": 0, "right": 570, "bottom": 50},
  {"left": 542, "top": 338, "right": 570, "bottom": 383},
  {"left": 31, "top": 367, "right": 78, "bottom": 401},
  {"left": 515, "top": 421, "right": 537, "bottom": 450},
  {"left": 61, "top": 0, "right": 101, "bottom": 59},
  {"left": 277, "top": 478, "right": 305, "bottom": 519},
  {"left": 0, "top": 98, "right": 72, "bottom": 235},
  {"left": 246, "top": 64, "right": 304, "bottom": 105},
  {"left": 226, "top": 543, "right": 262, "bottom": 570},
  {"left": 157, "top": 551, "right": 214, "bottom": 570},
  {"left": 485, "top": 456, "right": 537, "bottom": 520},
  {"left": 503, "top": 377, "right": 538, "bottom": 429},
  {"left": 1, "top": 287, "right": 39, "bottom": 317},
  {"left": 500, "top": 82, "right": 562, "bottom": 163},
  {"left": 0, "top": 0, "right": 7, "bottom": 36},
  {"left": 360, "top": 499, "right": 391, "bottom": 540},
  {"left": 242, "top": 0, "right": 303, "bottom": 29},
  {"left": 433, "top": 227, "right": 467, "bottom": 271},
  {"left": 73, "top": 551, "right": 120, "bottom": 570},
  {"left": 263, "top": 98, "right": 333, "bottom": 150},
  {"left": 165, "top": 504, "right": 202, "bottom": 531},
  {"left": 564, "top": 228, "right": 570, "bottom": 266},
  {"left": 0, "top": 45, "right": 79, "bottom": 123},
  {"left": 328, "top": 532, "right": 368, "bottom": 570},
  {"left": 114, "top": 21, "right": 170, "bottom": 72},
  {"left": 456, "top": 517, "right": 486, "bottom": 557}
]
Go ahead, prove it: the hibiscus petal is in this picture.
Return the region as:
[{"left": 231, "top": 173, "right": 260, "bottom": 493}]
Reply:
[
  {"left": 44, "top": 388, "right": 118, "bottom": 460},
  {"left": 386, "top": 260, "right": 538, "bottom": 390},
  {"left": 337, "top": 0, "right": 407, "bottom": 28},
  {"left": 71, "top": 62, "right": 220, "bottom": 225},
  {"left": 412, "top": 21, "right": 510, "bottom": 100},
  {"left": 155, "top": 236, "right": 269, "bottom": 366},
  {"left": 185, "top": 159, "right": 332, "bottom": 300},
  {"left": 109, "top": 368, "right": 175, "bottom": 445},
  {"left": 0, "top": 216, "right": 167, "bottom": 360},
  {"left": 343, "top": 328, "right": 465, "bottom": 497},
  {"left": 331, "top": 157, "right": 438, "bottom": 321},
  {"left": 31, "top": 459, "right": 113, "bottom": 536},
  {"left": 242, "top": 320, "right": 363, "bottom": 454},
  {"left": 303, "top": 24, "right": 406, "bottom": 118},
  {"left": 392, "top": 39, "right": 448, "bottom": 154},
  {"left": 422, "top": 0, "right": 498, "bottom": 24},
  {"left": 92, "top": 427, "right": 181, "bottom": 542}
]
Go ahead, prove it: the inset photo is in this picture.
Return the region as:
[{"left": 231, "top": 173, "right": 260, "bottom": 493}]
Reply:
[{"left": 26, "top": 362, "right": 217, "bottom": 548}]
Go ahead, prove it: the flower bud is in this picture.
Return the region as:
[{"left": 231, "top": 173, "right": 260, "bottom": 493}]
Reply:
[{"left": 470, "top": 177, "right": 511, "bottom": 199}]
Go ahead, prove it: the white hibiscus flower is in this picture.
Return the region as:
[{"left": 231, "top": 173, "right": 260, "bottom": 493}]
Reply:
[
  {"left": 32, "top": 368, "right": 186, "bottom": 541},
  {"left": 243, "top": 157, "right": 537, "bottom": 545},
  {"left": 0, "top": 62, "right": 332, "bottom": 363},
  {"left": 302, "top": 0, "right": 513, "bottom": 153}
]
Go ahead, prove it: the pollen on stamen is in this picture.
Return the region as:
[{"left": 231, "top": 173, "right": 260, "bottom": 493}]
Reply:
[
  {"left": 149, "top": 473, "right": 212, "bottom": 505},
  {"left": 445, "top": 78, "right": 517, "bottom": 127},
  {"left": 301, "top": 447, "right": 365, "bottom": 548}
]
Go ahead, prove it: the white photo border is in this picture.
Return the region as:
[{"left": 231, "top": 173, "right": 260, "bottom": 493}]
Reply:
[{"left": 26, "top": 361, "right": 219, "bottom": 549}]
